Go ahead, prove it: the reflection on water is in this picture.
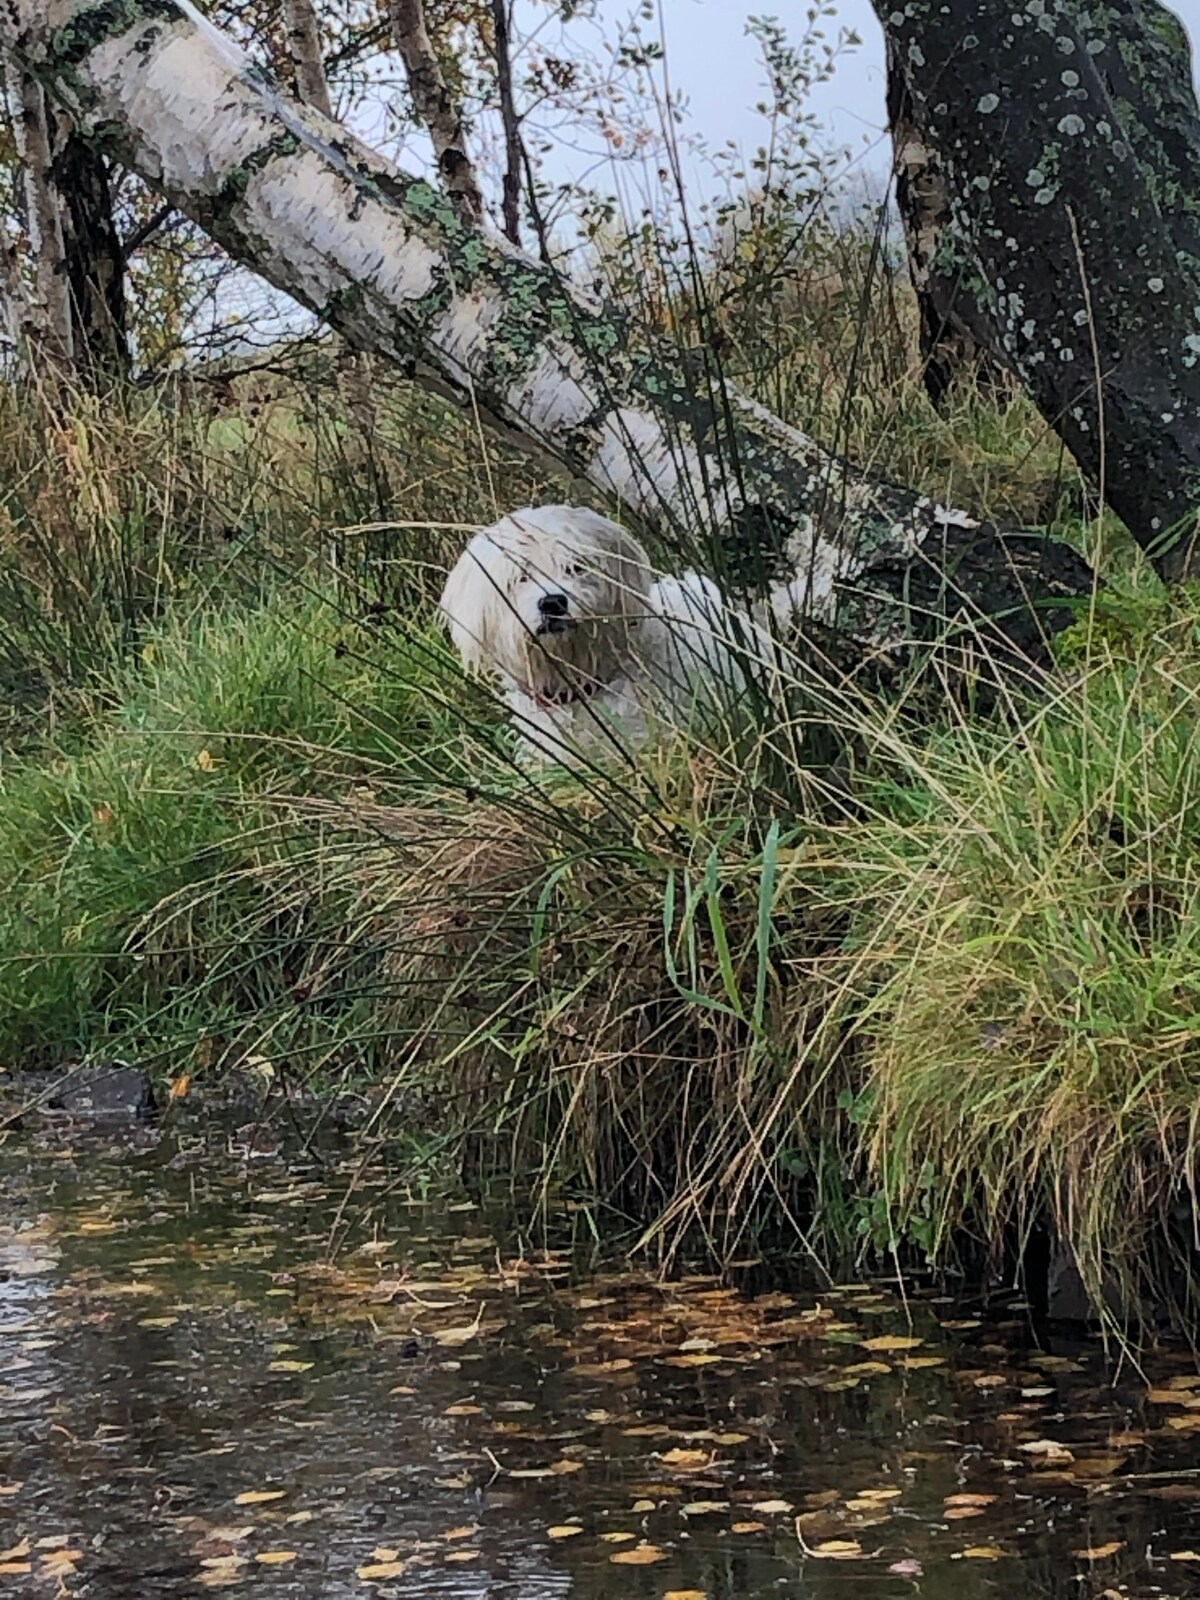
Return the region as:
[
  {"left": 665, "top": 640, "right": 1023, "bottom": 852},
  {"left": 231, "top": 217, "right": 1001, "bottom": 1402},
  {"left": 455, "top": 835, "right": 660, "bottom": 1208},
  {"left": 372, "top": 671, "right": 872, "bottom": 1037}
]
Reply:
[{"left": 2, "top": 1118, "right": 1200, "bottom": 1598}]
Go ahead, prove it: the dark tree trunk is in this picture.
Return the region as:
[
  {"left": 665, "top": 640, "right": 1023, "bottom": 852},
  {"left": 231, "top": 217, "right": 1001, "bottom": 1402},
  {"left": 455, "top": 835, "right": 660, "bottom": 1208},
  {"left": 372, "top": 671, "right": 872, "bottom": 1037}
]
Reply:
[
  {"left": 51, "top": 126, "right": 129, "bottom": 384},
  {"left": 884, "top": 33, "right": 1014, "bottom": 408},
  {"left": 878, "top": 0, "right": 1200, "bottom": 579}
]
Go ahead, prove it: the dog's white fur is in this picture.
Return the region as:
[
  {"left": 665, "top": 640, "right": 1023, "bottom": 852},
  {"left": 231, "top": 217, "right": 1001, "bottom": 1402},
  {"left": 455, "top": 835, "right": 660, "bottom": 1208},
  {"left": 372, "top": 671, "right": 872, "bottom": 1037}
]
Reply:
[{"left": 439, "top": 505, "right": 774, "bottom": 764}]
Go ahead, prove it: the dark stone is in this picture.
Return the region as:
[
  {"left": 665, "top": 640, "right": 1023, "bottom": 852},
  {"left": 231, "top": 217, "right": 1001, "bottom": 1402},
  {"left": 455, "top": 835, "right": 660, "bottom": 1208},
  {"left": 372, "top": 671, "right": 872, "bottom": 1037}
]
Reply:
[{"left": 51, "top": 1064, "right": 156, "bottom": 1120}]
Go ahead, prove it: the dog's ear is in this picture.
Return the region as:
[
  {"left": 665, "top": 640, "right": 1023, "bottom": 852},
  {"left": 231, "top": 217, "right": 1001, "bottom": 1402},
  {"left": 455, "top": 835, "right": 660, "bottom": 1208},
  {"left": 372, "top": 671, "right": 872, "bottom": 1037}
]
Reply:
[
  {"left": 439, "top": 545, "right": 496, "bottom": 675},
  {"left": 603, "top": 521, "right": 654, "bottom": 621}
]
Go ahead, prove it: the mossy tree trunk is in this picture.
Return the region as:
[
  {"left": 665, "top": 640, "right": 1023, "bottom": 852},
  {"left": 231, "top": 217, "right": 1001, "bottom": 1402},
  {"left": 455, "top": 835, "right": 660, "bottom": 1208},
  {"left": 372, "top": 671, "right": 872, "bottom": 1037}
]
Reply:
[
  {"left": 884, "top": 32, "right": 1013, "bottom": 409},
  {"left": 1, "top": 0, "right": 1094, "bottom": 667},
  {"left": 880, "top": 0, "right": 1200, "bottom": 579}
]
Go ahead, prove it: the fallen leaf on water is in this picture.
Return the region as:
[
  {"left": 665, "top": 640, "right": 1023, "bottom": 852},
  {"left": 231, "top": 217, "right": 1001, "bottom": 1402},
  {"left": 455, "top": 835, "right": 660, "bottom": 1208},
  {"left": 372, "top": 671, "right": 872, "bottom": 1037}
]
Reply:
[
  {"left": 1170, "top": 1551, "right": 1200, "bottom": 1562},
  {"left": 442, "top": 1526, "right": 478, "bottom": 1542},
  {"left": 444, "top": 1551, "right": 481, "bottom": 1563},
  {"left": 1018, "top": 1439, "right": 1074, "bottom": 1464},
  {"left": 663, "top": 1591, "right": 708, "bottom": 1600},
  {"left": 233, "top": 1490, "right": 286, "bottom": 1506},
  {"left": 0, "top": 1565, "right": 31, "bottom": 1578},
  {"left": 806, "top": 1539, "right": 863, "bottom": 1560},
  {"left": 444, "top": 1404, "right": 483, "bottom": 1417},
  {"left": 1167, "top": 1414, "right": 1200, "bottom": 1432},
  {"left": 138, "top": 1316, "right": 179, "bottom": 1329},
  {"left": 0, "top": 1485, "right": 21, "bottom": 1497},
  {"left": 861, "top": 1336, "right": 923, "bottom": 1353},
  {"left": 599, "top": 1532, "right": 636, "bottom": 1544},
  {"left": 569, "top": 1359, "right": 634, "bottom": 1377},
  {"left": 1071, "top": 1542, "right": 1123, "bottom": 1560},
  {"left": 631, "top": 1500, "right": 656, "bottom": 1513},
  {"left": 751, "top": 1500, "right": 793, "bottom": 1515},
  {"left": 681, "top": 1502, "right": 729, "bottom": 1516},
  {"left": 509, "top": 1460, "right": 583, "bottom": 1479},
  {"left": 731, "top": 1521, "right": 766, "bottom": 1535},
  {"left": 961, "top": 1546, "right": 1005, "bottom": 1560},
  {"left": 356, "top": 1562, "right": 408, "bottom": 1580},
  {"left": 168, "top": 1074, "right": 191, "bottom": 1101},
  {"left": 659, "top": 1448, "right": 711, "bottom": 1471},
  {"left": 1071, "top": 1456, "right": 1126, "bottom": 1480},
  {"left": 0, "top": 1543, "right": 30, "bottom": 1562},
  {"left": 547, "top": 1526, "right": 584, "bottom": 1540},
  {"left": 944, "top": 1494, "right": 996, "bottom": 1510},
  {"left": 610, "top": 1544, "right": 667, "bottom": 1565},
  {"left": 268, "top": 1361, "right": 313, "bottom": 1374}
]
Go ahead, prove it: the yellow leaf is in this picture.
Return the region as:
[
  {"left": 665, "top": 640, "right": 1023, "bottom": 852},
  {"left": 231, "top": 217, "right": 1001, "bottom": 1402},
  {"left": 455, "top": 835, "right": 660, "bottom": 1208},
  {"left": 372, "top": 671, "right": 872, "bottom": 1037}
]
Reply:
[
  {"left": 267, "top": 1361, "right": 313, "bottom": 1374},
  {"left": 681, "top": 1501, "right": 729, "bottom": 1516},
  {"left": 233, "top": 1489, "right": 287, "bottom": 1505},
  {"left": 751, "top": 1500, "right": 793, "bottom": 1515},
  {"left": 255, "top": 1552, "right": 297, "bottom": 1565},
  {"left": 808, "top": 1540, "right": 863, "bottom": 1560},
  {"left": 0, "top": 1485, "right": 21, "bottom": 1497},
  {"left": 732, "top": 1521, "right": 766, "bottom": 1534},
  {"left": 195, "top": 748, "right": 216, "bottom": 772},
  {"left": 168, "top": 1074, "right": 191, "bottom": 1102},
  {"left": 609, "top": 1544, "right": 667, "bottom": 1565},
  {"left": 659, "top": 1448, "right": 710, "bottom": 1470},
  {"left": 356, "top": 1562, "right": 408, "bottom": 1579},
  {"left": 0, "top": 1565, "right": 32, "bottom": 1577},
  {"left": 546, "top": 1527, "right": 584, "bottom": 1541},
  {"left": 860, "top": 1335, "right": 923, "bottom": 1353},
  {"left": 961, "top": 1546, "right": 1005, "bottom": 1559},
  {"left": 1071, "top": 1542, "right": 1123, "bottom": 1560},
  {"left": 569, "top": 1359, "right": 635, "bottom": 1377},
  {"left": 0, "top": 1542, "right": 29, "bottom": 1562},
  {"left": 599, "top": 1532, "right": 636, "bottom": 1544},
  {"left": 1171, "top": 1550, "right": 1200, "bottom": 1562},
  {"left": 442, "top": 1526, "right": 478, "bottom": 1542},
  {"left": 664, "top": 1592, "right": 708, "bottom": 1599},
  {"left": 944, "top": 1494, "right": 996, "bottom": 1509}
]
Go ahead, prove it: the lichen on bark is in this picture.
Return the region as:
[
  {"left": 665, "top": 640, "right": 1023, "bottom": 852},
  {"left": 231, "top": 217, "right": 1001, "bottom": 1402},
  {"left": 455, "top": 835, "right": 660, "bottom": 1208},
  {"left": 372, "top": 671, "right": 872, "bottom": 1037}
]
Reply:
[
  {"left": 7, "top": 0, "right": 1094, "bottom": 665},
  {"left": 878, "top": 0, "right": 1200, "bottom": 578}
]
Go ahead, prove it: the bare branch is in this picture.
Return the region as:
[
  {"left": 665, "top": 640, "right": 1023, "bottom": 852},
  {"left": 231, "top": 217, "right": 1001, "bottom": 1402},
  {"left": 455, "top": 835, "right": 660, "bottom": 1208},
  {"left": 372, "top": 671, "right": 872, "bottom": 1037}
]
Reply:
[{"left": 490, "top": 0, "right": 521, "bottom": 247}]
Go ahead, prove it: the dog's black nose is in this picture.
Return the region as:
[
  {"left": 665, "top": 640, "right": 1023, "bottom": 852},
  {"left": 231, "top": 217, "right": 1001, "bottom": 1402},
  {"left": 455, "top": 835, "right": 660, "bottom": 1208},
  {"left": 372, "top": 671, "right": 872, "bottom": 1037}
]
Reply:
[{"left": 538, "top": 592, "right": 569, "bottom": 618}]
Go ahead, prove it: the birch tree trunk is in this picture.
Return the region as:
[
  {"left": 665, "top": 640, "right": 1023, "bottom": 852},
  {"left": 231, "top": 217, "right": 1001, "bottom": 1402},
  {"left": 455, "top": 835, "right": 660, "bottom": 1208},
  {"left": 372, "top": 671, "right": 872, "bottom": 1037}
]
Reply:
[
  {"left": 879, "top": 0, "right": 1200, "bottom": 579},
  {"left": 3, "top": 0, "right": 1092, "bottom": 666},
  {"left": 283, "top": 0, "right": 332, "bottom": 119},
  {"left": 388, "top": 0, "right": 485, "bottom": 226},
  {"left": 6, "top": 59, "right": 72, "bottom": 367}
]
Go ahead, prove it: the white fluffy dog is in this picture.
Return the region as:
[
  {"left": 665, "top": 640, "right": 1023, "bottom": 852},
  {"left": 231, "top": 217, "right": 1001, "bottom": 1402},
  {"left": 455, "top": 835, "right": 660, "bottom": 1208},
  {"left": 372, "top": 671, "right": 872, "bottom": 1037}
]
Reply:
[{"left": 439, "top": 505, "right": 772, "bottom": 765}]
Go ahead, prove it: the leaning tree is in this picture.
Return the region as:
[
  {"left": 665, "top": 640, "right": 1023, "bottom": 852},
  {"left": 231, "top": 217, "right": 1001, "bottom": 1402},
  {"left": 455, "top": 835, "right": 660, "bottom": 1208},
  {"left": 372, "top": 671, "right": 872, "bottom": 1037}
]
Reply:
[
  {"left": 0, "top": 0, "right": 1129, "bottom": 662},
  {"left": 882, "top": 0, "right": 1200, "bottom": 578}
]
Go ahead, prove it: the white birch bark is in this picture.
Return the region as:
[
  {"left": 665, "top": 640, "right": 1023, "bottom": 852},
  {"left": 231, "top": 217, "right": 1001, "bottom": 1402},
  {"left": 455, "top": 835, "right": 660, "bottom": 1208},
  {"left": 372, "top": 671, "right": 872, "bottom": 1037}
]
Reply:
[
  {"left": 282, "top": 0, "right": 332, "bottom": 119},
  {"left": 2, "top": 0, "right": 1091, "bottom": 656},
  {"left": 4, "top": 55, "right": 72, "bottom": 365}
]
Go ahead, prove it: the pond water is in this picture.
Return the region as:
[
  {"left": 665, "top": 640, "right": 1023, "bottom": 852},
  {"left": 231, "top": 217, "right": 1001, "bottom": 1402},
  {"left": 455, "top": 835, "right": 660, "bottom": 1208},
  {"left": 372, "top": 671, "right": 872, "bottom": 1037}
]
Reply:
[{"left": 3, "top": 1114, "right": 1200, "bottom": 1598}]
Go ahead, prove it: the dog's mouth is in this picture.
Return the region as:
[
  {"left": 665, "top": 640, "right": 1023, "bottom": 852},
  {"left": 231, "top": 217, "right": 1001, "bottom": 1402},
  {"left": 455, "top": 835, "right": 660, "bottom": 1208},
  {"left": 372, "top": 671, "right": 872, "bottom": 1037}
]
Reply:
[{"left": 535, "top": 616, "right": 576, "bottom": 637}]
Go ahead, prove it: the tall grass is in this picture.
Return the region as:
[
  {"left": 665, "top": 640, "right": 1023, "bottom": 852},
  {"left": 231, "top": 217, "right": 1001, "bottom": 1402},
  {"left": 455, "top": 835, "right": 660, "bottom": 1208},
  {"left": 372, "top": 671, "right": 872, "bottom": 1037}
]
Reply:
[{"left": 2, "top": 211, "right": 1197, "bottom": 1336}]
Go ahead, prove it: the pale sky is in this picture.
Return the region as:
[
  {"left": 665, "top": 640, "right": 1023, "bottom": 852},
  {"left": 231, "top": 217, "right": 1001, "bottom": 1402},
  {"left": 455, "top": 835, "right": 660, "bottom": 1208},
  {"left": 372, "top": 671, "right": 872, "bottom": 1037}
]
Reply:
[{"left": 597, "top": 0, "right": 1200, "bottom": 159}]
